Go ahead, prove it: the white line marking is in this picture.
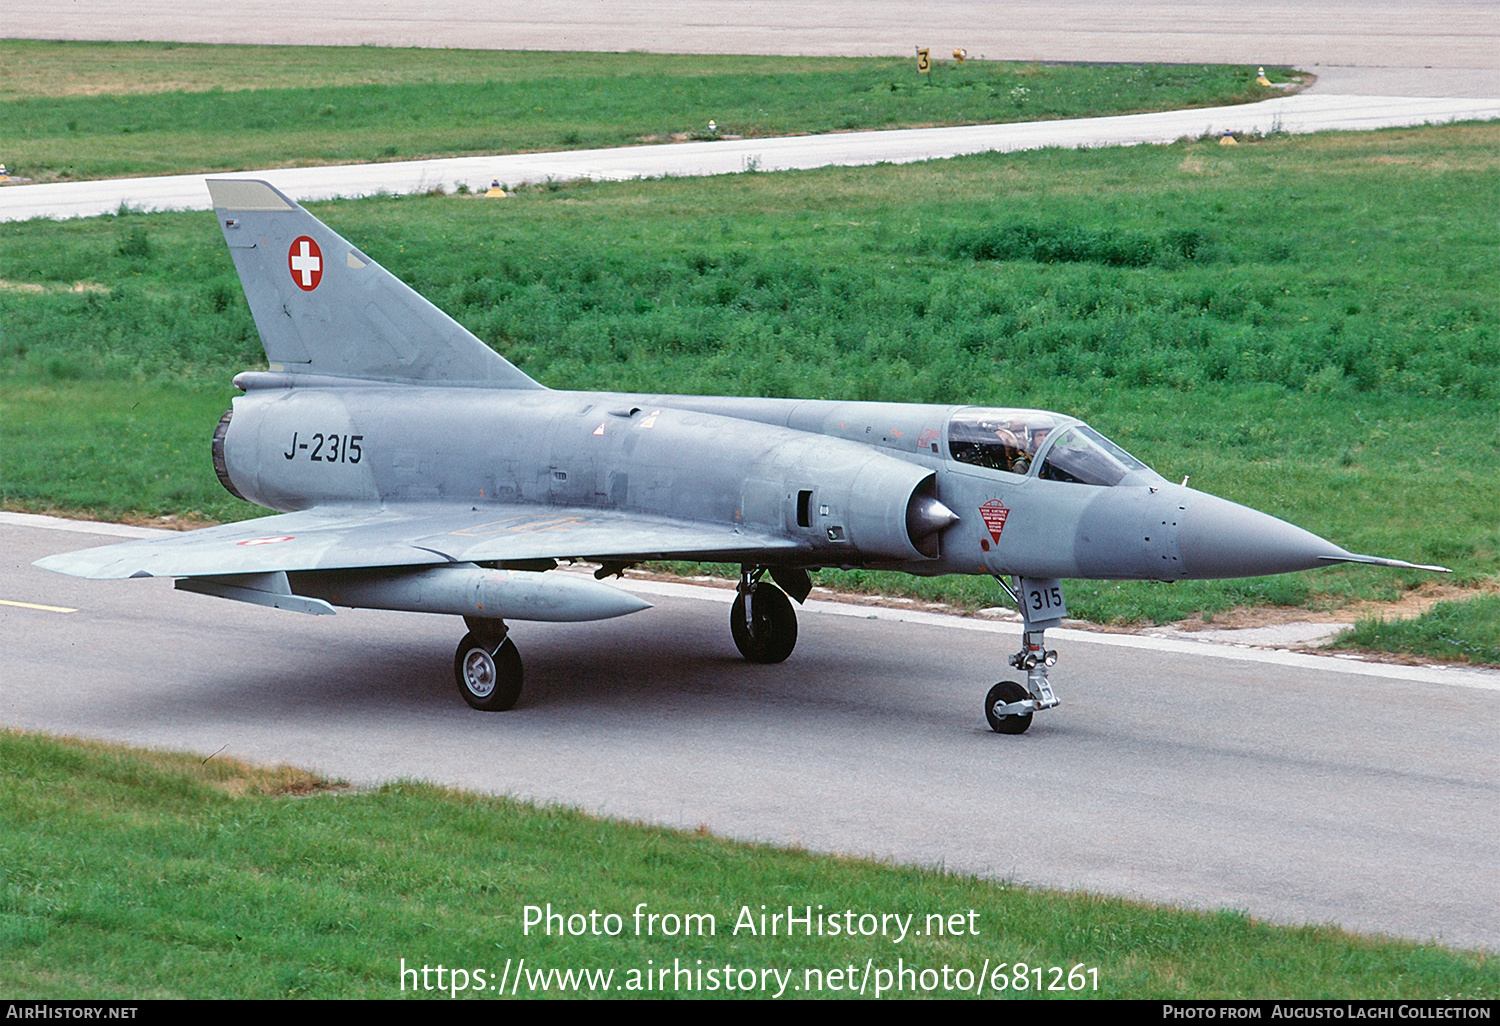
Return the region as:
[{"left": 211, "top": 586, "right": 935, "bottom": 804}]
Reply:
[{"left": 0, "top": 598, "right": 77, "bottom": 613}]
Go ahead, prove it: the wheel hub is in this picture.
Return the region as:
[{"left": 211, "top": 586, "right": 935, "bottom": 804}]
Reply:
[{"left": 463, "top": 649, "right": 497, "bottom": 697}]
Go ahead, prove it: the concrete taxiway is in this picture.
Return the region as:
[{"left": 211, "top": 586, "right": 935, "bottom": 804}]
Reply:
[
  {"left": 6, "top": 1, "right": 1498, "bottom": 94},
  {"left": 5, "top": 513, "right": 1498, "bottom": 951},
  {"left": 4, "top": 91, "right": 1498, "bottom": 223}
]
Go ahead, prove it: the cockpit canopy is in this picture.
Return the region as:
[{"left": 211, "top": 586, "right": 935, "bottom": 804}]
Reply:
[{"left": 948, "top": 408, "right": 1151, "bottom": 486}]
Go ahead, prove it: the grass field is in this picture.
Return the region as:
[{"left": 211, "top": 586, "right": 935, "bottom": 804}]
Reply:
[
  {"left": 0, "top": 40, "right": 1289, "bottom": 182},
  {"left": 4, "top": 730, "right": 1495, "bottom": 999},
  {"left": 3, "top": 120, "right": 1496, "bottom": 654},
  {"left": 1332, "top": 595, "right": 1500, "bottom": 665}
]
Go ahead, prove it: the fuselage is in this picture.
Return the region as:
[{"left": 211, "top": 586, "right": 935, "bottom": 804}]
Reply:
[{"left": 219, "top": 373, "right": 1347, "bottom": 583}]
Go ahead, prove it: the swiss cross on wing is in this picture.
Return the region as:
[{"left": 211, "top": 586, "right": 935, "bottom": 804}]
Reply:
[
  {"left": 288, "top": 236, "right": 323, "bottom": 291},
  {"left": 979, "top": 499, "right": 1010, "bottom": 542}
]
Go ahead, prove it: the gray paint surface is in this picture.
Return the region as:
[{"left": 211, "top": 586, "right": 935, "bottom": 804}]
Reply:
[{"left": 37, "top": 179, "right": 1439, "bottom": 628}]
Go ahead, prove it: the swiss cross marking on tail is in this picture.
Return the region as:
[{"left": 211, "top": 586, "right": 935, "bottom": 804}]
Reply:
[
  {"left": 288, "top": 236, "right": 323, "bottom": 291},
  {"left": 979, "top": 500, "right": 1010, "bottom": 542}
]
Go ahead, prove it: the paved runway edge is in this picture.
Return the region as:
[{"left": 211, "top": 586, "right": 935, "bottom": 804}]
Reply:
[{"left": 3, "top": 93, "right": 1498, "bottom": 223}]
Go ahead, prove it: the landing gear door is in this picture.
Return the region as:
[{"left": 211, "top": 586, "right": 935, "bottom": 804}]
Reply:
[{"left": 1017, "top": 576, "right": 1066, "bottom": 631}]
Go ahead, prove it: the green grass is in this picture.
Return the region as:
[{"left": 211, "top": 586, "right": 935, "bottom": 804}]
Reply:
[
  {"left": 1331, "top": 596, "right": 1500, "bottom": 666},
  {"left": 0, "top": 379, "right": 248, "bottom": 523},
  {"left": 0, "top": 40, "right": 1290, "bottom": 181},
  {"left": 3, "top": 730, "right": 1494, "bottom": 998}
]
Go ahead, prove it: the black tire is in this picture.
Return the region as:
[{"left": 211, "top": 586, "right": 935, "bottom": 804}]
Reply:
[
  {"left": 985, "top": 680, "right": 1034, "bottom": 735},
  {"left": 730, "top": 584, "right": 798, "bottom": 664},
  {"left": 454, "top": 632, "right": 523, "bottom": 711}
]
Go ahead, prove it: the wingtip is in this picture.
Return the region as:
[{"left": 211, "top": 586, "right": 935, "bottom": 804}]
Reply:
[{"left": 33, "top": 551, "right": 141, "bottom": 579}]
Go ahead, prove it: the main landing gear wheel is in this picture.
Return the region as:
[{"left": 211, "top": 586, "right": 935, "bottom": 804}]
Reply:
[
  {"left": 731, "top": 583, "right": 798, "bottom": 664},
  {"left": 454, "top": 632, "right": 523, "bottom": 711},
  {"left": 985, "top": 680, "right": 1034, "bottom": 735}
]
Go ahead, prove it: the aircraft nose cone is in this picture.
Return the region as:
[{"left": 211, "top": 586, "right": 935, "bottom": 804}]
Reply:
[{"left": 1178, "top": 492, "right": 1345, "bottom": 579}]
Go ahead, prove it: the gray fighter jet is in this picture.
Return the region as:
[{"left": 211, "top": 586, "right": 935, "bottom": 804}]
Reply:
[{"left": 35, "top": 180, "right": 1449, "bottom": 733}]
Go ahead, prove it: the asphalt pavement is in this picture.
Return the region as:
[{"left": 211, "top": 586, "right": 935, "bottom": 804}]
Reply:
[{"left": 5, "top": 512, "right": 1498, "bottom": 951}]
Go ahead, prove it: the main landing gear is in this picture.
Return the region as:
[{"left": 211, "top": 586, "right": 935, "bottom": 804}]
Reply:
[
  {"left": 447, "top": 571, "right": 1060, "bottom": 730},
  {"left": 454, "top": 617, "right": 523, "bottom": 711},
  {"left": 985, "top": 576, "right": 1064, "bottom": 735},
  {"left": 730, "top": 566, "right": 808, "bottom": 664}
]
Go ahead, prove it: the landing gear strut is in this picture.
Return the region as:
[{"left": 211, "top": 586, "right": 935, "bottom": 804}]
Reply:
[
  {"left": 454, "top": 617, "right": 523, "bottom": 711},
  {"left": 985, "top": 576, "right": 1064, "bottom": 734},
  {"left": 730, "top": 566, "right": 798, "bottom": 663}
]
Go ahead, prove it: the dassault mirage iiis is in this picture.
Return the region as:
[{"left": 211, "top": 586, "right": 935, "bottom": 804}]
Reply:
[{"left": 36, "top": 180, "right": 1449, "bottom": 733}]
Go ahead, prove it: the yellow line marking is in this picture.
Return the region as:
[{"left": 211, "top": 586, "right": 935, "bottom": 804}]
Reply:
[{"left": 0, "top": 599, "right": 77, "bottom": 613}]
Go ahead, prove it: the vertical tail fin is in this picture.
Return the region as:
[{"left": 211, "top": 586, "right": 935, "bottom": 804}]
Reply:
[{"left": 207, "top": 179, "right": 542, "bottom": 388}]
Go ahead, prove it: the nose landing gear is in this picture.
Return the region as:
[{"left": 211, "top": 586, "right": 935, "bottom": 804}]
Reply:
[{"left": 985, "top": 577, "right": 1065, "bottom": 735}]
